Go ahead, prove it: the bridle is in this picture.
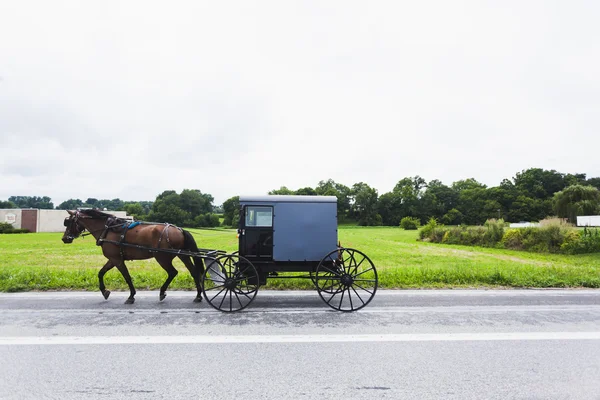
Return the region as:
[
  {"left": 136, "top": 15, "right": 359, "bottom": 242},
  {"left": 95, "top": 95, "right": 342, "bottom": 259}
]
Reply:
[{"left": 64, "top": 211, "right": 105, "bottom": 240}]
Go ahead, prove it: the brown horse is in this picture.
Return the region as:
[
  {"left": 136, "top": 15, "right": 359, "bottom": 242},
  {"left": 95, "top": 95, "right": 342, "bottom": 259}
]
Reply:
[{"left": 61, "top": 209, "right": 204, "bottom": 304}]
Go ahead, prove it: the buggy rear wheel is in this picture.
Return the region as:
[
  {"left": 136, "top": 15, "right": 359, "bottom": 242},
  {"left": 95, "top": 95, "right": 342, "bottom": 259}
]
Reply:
[
  {"left": 315, "top": 248, "right": 378, "bottom": 312},
  {"left": 201, "top": 254, "right": 259, "bottom": 312}
]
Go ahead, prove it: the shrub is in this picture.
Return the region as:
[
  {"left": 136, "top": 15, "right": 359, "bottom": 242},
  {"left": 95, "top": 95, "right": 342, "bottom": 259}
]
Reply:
[
  {"left": 441, "top": 226, "right": 465, "bottom": 244},
  {"left": 418, "top": 218, "right": 448, "bottom": 243},
  {"left": 562, "top": 228, "right": 600, "bottom": 254},
  {"left": 2, "top": 228, "right": 29, "bottom": 234},
  {"left": 483, "top": 219, "right": 505, "bottom": 246},
  {"left": 461, "top": 226, "right": 487, "bottom": 246},
  {"left": 400, "top": 217, "right": 421, "bottom": 230},
  {"left": 419, "top": 218, "right": 438, "bottom": 240},
  {"left": 0, "top": 222, "right": 14, "bottom": 233},
  {"left": 502, "top": 229, "right": 524, "bottom": 250},
  {"left": 0, "top": 223, "right": 28, "bottom": 234}
]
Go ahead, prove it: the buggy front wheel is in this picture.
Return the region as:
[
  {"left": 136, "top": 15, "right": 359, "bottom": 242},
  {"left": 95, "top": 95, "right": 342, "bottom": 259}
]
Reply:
[{"left": 201, "top": 254, "right": 259, "bottom": 312}]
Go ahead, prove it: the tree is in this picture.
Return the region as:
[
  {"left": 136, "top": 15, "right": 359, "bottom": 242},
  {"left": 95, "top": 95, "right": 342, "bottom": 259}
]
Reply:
[
  {"left": 587, "top": 177, "right": 600, "bottom": 190},
  {"left": 9, "top": 196, "right": 54, "bottom": 209},
  {"left": 377, "top": 192, "right": 403, "bottom": 226},
  {"left": 295, "top": 187, "right": 317, "bottom": 195},
  {"left": 451, "top": 179, "right": 487, "bottom": 225},
  {"left": 554, "top": 185, "right": 600, "bottom": 223},
  {"left": 442, "top": 208, "right": 464, "bottom": 225},
  {"left": 269, "top": 186, "right": 295, "bottom": 195},
  {"left": 123, "top": 203, "right": 145, "bottom": 220},
  {"left": 56, "top": 199, "right": 84, "bottom": 210},
  {"left": 222, "top": 196, "right": 240, "bottom": 227},
  {"left": 179, "top": 189, "right": 213, "bottom": 216},
  {"left": 0, "top": 200, "right": 17, "bottom": 208},
  {"left": 393, "top": 176, "right": 425, "bottom": 220},
  {"left": 148, "top": 189, "right": 214, "bottom": 226},
  {"left": 351, "top": 182, "right": 381, "bottom": 226},
  {"left": 421, "top": 180, "right": 458, "bottom": 221}
]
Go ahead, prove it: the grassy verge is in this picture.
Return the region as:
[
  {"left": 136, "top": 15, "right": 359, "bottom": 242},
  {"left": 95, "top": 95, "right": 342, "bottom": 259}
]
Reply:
[{"left": 1, "top": 228, "right": 599, "bottom": 292}]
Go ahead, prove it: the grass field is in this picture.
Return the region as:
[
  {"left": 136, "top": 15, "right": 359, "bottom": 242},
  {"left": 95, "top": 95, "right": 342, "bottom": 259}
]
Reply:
[{"left": 1, "top": 227, "right": 599, "bottom": 292}]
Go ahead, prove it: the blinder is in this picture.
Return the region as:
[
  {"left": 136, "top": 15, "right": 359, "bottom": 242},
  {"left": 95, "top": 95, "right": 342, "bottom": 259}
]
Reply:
[{"left": 64, "top": 218, "right": 70, "bottom": 227}]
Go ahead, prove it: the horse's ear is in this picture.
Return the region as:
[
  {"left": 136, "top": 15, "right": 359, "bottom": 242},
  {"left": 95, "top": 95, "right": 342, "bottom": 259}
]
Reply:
[{"left": 67, "top": 210, "right": 75, "bottom": 215}]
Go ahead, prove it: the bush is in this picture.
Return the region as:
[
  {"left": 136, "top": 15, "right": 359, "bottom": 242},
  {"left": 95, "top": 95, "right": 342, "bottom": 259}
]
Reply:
[
  {"left": 4, "top": 229, "right": 29, "bottom": 234},
  {"left": 0, "top": 223, "right": 28, "bottom": 234},
  {"left": 561, "top": 228, "right": 600, "bottom": 254},
  {"left": 421, "top": 217, "right": 600, "bottom": 255},
  {"left": 400, "top": 217, "right": 421, "bottom": 230},
  {"left": 0, "top": 222, "right": 14, "bottom": 233},
  {"left": 502, "top": 229, "right": 524, "bottom": 250},
  {"left": 483, "top": 219, "right": 505, "bottom": 246},
  {"left": 419, "top": 218, "right": 448, "bottom": 243},
  {"left": 428, "top": 220, "right": 504, "bottom": 248},
  {"left": 419, "top": 218, "right": 437, "bottom": 240}
]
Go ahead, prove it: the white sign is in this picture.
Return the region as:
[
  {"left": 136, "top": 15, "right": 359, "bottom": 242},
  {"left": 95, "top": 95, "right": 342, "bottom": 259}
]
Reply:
[
  {"left": 577, "top": 216, "right": 600, "bottom": 227},
  {"left": 5, "top": 213, "right": 16, "bottom": 224}
]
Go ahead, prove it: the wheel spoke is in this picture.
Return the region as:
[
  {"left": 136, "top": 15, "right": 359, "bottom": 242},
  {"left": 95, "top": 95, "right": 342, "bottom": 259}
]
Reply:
[
  {"left": 353, "top": 278, "right": 377, "bottom": 283},
  {"left": 350, "top": 285, "right": 366, "bottom": 305},
  {"left": 218, "top": 289, "right": 228, "bottom": 309},
  {"left": 208, "top": 287, "right": 227, "bottom": 302},
  {"left": 352, "top": 282, "right": 375, "bottom": 296},
  {"left": 234, "top": 291, "right": 244, "bottom": 309},
  {"left": 354, "top": 267, "right": 375, "bottom": 278},
  {"left": 205, "top": 282, "right": 226, "bottom": 291},
  {"left": 338, "top": 287, "right": 345, "bottom": 310},
  {"left": 347, "top": 287, "right": 354, "bottom": 310}
]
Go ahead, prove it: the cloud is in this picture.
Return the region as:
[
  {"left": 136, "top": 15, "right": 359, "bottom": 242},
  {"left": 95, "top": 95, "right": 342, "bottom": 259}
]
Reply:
[{"left": 1, "top": 1, "right": 599, "bottom": 206}]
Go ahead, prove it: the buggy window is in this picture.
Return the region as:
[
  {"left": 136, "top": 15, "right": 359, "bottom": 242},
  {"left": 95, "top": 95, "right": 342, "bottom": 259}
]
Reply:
[{"left": 245, "top": 206, "right": 273, "bottom": 227}]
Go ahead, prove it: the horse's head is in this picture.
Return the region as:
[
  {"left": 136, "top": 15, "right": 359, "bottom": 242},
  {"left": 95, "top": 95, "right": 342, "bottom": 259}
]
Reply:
[{"left": 61, "top": 210, "right": 86, "bottom": 243}]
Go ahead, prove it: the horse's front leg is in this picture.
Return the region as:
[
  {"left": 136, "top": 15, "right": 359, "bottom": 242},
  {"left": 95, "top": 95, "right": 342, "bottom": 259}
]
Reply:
[
  {"left": 98, "top": 261, "right": 115, "bottom": 300},
  {"left": 156, "top": 257, "right": 178, "bottom": 301},
  {"left": 115, "top": 262, "right": 137, "bottom": 304}
]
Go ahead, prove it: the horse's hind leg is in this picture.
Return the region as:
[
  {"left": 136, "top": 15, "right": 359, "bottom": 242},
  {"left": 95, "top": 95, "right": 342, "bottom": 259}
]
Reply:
[
  {"left": 98, "top": 261, "right": 115, "bottom": 300},
  {"left": 156, "top": 256, "right": 178, "bottom": 301},
  {"left": 115, "top": 262, "right": 137, "bottom": 304},
  {"left": 179, "top": 255, "right": 202, "bottom": 303}
]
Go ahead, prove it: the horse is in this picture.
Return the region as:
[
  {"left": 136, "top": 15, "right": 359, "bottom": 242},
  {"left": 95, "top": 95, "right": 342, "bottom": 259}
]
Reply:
[{"left": 61, "top": 209, "right": 205, "bottom": 304}]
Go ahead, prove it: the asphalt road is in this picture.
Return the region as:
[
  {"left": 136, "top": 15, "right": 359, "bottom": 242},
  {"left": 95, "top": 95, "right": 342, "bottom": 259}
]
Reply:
[{"left": 1, "top": 289, "right": 600, "bottom": 399}]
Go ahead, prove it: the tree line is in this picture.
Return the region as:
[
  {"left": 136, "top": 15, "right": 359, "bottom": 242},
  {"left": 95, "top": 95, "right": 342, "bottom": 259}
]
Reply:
[
  {"left": 2, "top": 168, "right": 600, "bottom": 227},
  {"left": 223, "top": 168, "right": 600, "bottom": 227}
]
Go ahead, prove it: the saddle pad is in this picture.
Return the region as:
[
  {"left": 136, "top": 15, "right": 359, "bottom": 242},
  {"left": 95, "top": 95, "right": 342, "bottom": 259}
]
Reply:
[{"left": 127, "top": 221, "right": 141, "bottom": 229}]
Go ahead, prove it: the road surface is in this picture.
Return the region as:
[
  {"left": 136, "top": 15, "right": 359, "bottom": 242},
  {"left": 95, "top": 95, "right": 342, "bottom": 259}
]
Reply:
[{"left": 1, "top": 289, "right": 599, "bottom": 399}]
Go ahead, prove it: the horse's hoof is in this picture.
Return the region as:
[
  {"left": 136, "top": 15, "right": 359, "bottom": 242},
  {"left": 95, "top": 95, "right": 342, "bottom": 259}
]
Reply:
[
  {"left": 193, "top": 296, "right": 203, "bottom": 303},
  {"left": 102, "top": 290, "right": 111, "bottom": 300},
  {"left": 160, "top": 293, "right": 166, "bottom": 301},
  {"left": 124, "top": 298, "right": 135, "bottom": 304}
]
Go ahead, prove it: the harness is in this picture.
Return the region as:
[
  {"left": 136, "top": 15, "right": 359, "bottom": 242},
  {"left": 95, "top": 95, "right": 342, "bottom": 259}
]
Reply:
[{"left": 98, "top": 217, "right": 180, "bottom": 261}]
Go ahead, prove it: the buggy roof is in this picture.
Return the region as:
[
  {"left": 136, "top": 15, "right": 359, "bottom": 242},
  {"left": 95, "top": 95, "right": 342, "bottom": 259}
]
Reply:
[{"left": 239, "top": 195, "right": 337, "bottom": 203}]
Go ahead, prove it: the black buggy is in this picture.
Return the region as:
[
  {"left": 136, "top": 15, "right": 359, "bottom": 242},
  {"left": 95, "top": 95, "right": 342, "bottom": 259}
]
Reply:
[{"left": 201, "top": 195, "right": 378, "bottom": 312}]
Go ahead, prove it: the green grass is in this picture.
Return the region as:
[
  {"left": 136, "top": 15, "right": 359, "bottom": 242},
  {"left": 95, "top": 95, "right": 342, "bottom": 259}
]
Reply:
[{"left": 1, "top": 227, "right": 599, "bottom": 292}]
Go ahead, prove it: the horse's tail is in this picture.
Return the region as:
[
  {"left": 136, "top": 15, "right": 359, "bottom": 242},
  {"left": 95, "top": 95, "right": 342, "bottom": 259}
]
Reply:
[{"left": 181, "top": 229, "right": 205, "bottom": 274}]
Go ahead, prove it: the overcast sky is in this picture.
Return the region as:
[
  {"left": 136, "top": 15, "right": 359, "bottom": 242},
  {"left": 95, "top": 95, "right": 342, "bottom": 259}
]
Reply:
[{"left": 1, "top": 1, "right": 599, "bottom": 206}]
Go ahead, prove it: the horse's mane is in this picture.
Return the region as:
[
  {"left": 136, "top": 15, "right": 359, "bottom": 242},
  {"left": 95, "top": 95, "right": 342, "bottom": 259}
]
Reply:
[{"left": 78, "top": 208, "right": 118, "bottom": 219}]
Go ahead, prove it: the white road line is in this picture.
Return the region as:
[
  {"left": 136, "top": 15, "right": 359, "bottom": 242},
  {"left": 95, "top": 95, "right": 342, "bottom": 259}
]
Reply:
[
  {"left": 1, "top": 332, "right": 600, "bottom": 345},
  {"left": 2, "top": 305, "right": 600, "bottom": 315}
]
